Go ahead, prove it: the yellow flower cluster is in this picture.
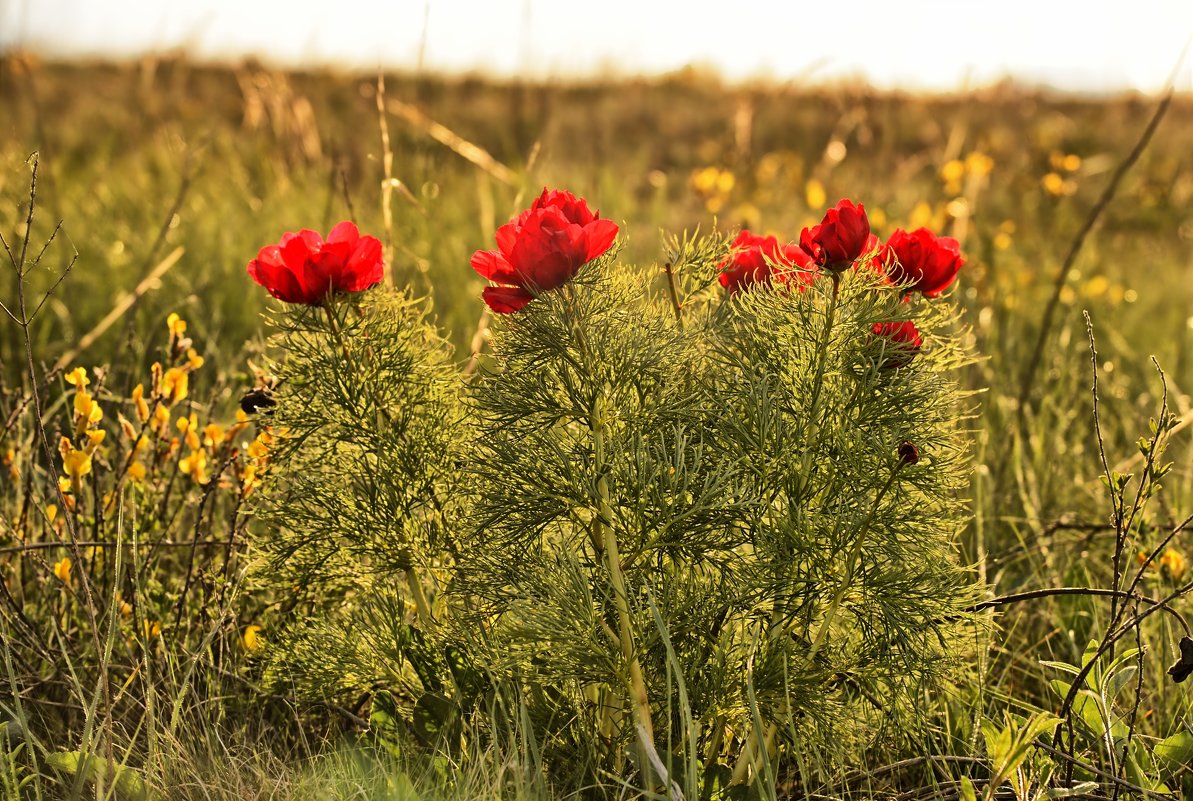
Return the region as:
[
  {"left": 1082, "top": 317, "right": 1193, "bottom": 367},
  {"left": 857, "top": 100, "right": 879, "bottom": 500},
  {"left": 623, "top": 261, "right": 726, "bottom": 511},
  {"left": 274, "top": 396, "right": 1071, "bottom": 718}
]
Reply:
[
  {"left": 1042, "top": 151, "right": 1081, "bottom": 198},
  {"left": 1137, "top": 547, "right": 1188, "bottom": 582},
  {"left": 939, "top": 152, "right": 994, "bottom": 196},
  {"left": 59, "top": 367, "right": 107, "bottom": 502},
  {"left": 690, "top": 165, "right": 736, "bottom": 214}
]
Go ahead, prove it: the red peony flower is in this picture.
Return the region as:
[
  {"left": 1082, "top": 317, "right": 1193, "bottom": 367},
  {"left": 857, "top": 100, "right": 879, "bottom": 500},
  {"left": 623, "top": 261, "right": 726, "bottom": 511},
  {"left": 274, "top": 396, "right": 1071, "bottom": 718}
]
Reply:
[
  {"left": 871, "top": 320, "right": 923, "bottom": 369},
  {"left": 719, "top": 230, "right": 815, "bottom": 295},
  {"left": 470, "top": 188, "right": 619, "bottom": 314},
  {"left": 799, "top": 199, "right": 870, "bottom": 272},
  {"left": 247, "top": 221, "right": 383, "bottom": 306},
  {"left": 885, "top": 228, "right": 964, "bottom": 297}
]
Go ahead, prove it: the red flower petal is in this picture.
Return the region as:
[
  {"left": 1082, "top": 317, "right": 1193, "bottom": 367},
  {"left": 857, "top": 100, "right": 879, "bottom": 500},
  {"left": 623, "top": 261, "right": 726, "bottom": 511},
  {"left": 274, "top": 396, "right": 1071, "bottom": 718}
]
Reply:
[
  {"left": 471, "top": 249, "right": 522, "bottom": 285},
  {"left": 583, "top": 218, "right": 619, "bottom": 263},
  {"left": 338, "top": 235, "right": 384, "bottom": 292},
  {"left": 482, "top": 285, "right": 535, "bottom": 314}
]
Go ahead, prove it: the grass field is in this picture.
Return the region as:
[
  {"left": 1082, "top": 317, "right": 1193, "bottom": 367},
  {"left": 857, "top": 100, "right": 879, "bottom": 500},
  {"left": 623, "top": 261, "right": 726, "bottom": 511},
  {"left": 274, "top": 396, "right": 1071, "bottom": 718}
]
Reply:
[{"left": 3, "top": 54, "right": 1193, "bottom": 799}]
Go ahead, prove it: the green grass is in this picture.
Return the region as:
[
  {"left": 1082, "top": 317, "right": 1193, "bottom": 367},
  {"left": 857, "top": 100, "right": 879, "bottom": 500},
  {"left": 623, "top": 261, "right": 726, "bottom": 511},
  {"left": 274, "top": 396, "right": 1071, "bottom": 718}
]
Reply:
[{"left": 3, "top": 54, "right": 1193, "bottom": 798}]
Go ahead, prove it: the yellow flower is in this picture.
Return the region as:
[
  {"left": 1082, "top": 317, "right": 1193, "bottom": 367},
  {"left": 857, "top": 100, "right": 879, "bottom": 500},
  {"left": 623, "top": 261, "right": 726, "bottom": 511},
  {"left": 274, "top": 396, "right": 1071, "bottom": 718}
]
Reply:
[
  {"left": 53, "top": 557, "right": 72, "bottom": 583},
  {"left": 85, "top": 429, "right": 106, "bottom": 451},
  {"left": 239, "top": 463, "right": 260, "bottom": 496},
  {"left": 186, "top": 348, "right": 205, "bottom": 370},
  {"left": 132, "top": 384, "right": 150, "bottom": 423},
  {"left": 908, "top": 201, "right": 938, "bottom": 230},
  {"left": 3, "top": 447, "right": 16, "bottom": 481},
  {"left": 179, "top": 449, "right": 209, "bottom": 484},
  {"left": 203, "top": 423, "right": 225, "bottom": 449},
  {"left": 64, "top": 367, "right": 90, "bottom": 388},
  {"left": 804, "top": 178, "right": 826, "bottom": 210},
  {"left": 1161, "top": 549, "right": 1187, "bottom": 581},
  {"left": 117, "top": 596, "right": 133, "bottom": 618},
  {"left": 59, "top": 437, "right": 92, "bottom": 481},
  {"left": 1042, "top": 172, "right": 1077, "bottom": 198},
  {"left": 127, "top": 460, "right": 147, "bottom": 483},
  {"left": 153, "top": 404, "right": 171, "bottom": 434},
  {"left": 142, "top": 619, "right": 162, "bottom": 640},
  {"left": 247, "top": 431, "right": 273, "bottom": 461},
  {"left": 939, "top": 159, "right": 965, "bottom": 194},
  {"left": 964, "top": 152, "right": 994, "bottom": 178},
  {"left": 1049, "top": 151, "right": 1082, "bottom": 173},
  {"left": 167, "top": 313, "right": 187, "bottom": 338},
  {"left": 46, "top": 504, "right": 58, "bottom": 523},
  {"left": 160, "top": 368, "right": 189, "bottom": 405},
  {"left": 177, "top": 414, "right": 201, "bottom": 450},
  {"left": 73, "top": 390, "right": 103, "bottom": 432},
  {"left": 242, "top": 624, "right": 263, "bottom": 652}
]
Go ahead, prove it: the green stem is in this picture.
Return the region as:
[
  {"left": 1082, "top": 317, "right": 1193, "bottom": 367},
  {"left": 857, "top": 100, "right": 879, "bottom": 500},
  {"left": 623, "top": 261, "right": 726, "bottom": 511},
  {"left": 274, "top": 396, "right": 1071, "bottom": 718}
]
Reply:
[{"left": 592, "top": 395, "right": 655, "bottom": 747}]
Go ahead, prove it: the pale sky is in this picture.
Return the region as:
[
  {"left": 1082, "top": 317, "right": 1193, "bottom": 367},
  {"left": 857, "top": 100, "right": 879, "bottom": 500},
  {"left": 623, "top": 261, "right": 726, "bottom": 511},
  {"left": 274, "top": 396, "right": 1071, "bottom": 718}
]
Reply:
[{"left": 2, "top": 0, "right": 1191, "bottom": 93}]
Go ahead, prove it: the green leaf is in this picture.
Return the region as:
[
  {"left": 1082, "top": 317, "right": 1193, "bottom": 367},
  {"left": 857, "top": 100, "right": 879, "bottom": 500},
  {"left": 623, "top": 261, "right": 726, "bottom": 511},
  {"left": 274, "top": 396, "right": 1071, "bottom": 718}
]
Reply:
[
  {"left": 1155, "top": 730, "right": 1193, "bottom": 774},
  {"left": 411, "top": 693, "right": 461, "bottom": 751},
  {"left": 45, "top": 751, "right": 157, "bottom": 801},
  {"left": 958, "top": 776, "right": 977, "bottom": 801}
]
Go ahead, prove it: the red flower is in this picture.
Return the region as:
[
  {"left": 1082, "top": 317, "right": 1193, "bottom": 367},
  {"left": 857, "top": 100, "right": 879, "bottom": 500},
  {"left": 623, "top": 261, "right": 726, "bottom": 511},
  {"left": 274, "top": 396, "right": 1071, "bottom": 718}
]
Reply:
[
  {"left": 799, "top": 199, "right": 870, "bottom": 271},
  {"left": 719, "top": 230, "right": 815, "bottom": 295},
  {"left": 871, "top": 320, "right": 923, "bottom": 368},
  {"left": 885, "top": 228, "right": 964, "bottom": 297},
  {"left": 470, "top": 188, "right": 618, "bottom": 314},
  {"left": 247, "top": 221, "right": 383, "bottom": 306}
]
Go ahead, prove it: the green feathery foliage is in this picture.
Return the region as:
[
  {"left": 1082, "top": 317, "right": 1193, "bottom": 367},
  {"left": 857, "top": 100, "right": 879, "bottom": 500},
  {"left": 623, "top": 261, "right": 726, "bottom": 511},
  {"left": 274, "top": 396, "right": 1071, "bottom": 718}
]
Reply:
[
  {"left": 250, "top": 290, "right": 467, "bottom": 706},
  {"left": 457, "top": 240, "right": 983, "bottom": 790}
]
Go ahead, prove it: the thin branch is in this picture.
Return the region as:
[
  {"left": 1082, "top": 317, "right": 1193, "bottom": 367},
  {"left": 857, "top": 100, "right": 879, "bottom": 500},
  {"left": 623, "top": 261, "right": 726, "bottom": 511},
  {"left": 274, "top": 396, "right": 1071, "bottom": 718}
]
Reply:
[{"left": 1014, "top": 89, "right": 1172, "bottom": 421}]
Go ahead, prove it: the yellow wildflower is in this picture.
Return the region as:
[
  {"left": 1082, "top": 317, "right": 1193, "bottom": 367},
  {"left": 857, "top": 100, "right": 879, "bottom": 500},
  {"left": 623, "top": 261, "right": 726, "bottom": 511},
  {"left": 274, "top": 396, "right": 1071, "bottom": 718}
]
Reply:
[
  {"left": 908, "top": 201, "right": 938, "bottom": 230},
  {"left": 132, "top": 384, "right": 150, "bottom": 423},
  {"left": 167, "top": 313, "right": 187, "bottom": 338},
  {"left": 242, "top": 625, "right": 263, "bottom": 652},
  {"left": 153, "top": 404, "right": 171, "bottom": 434},
  {"left": 240, "top": 463, "right": 260, "bottom": 496},
  {"left": 179, "top": 449, "right": 209, "bottom": 484},
  {"left": 73, "top": 390, "right": 103, "bottom": 432},
  {"left": 177, "top": 414, "right": 200, "bottom": 450},
  {"left": 53, "top": 557, "right": 72, "bottom": 583},
  {"left": 127, "top": 460, "right": 147, "bottom": 483},
  {"left": 1042, "top": 172, "right": 1077, "bottom": 198},
  {"left": 939, "top": 159, "right": 965, "bottom": 194},
  {"left": 804, "top": 178, "right": 826, "bottom": 210},
  {"left": 203, "top": 423, "right": 225, "bottom": 449},
  {"left": 142, "top": 619, "right": 162, "bottom": 640},
  {"left": 85, "top": 429, "right": 105, "bottom": 451},
  {"left": 46, "top": 504, "right": 58, "bottom": 523},
  {"left": 59, "top": 437, "right": 92, "bottom": 482},
  {"left": 186, "top": 348, "right": 205, "bottom": 370},
  {"left": 64, "top": 367, "right": 90, "bottom": 388},
  {"left": 964, "top": 152, "right": 994, "bottom": 178},
  {"left": 117, "top": 596, "right": 133, "bottom": 618},
  {"left": 1161, "top": 549, "right": 1187, "bottom": 581},
  {"left": 160, "top": 368, "right": 188, "bottom": 405},
  {"left": 247, "top": 431, "right": 273, "bottom": 461}
]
